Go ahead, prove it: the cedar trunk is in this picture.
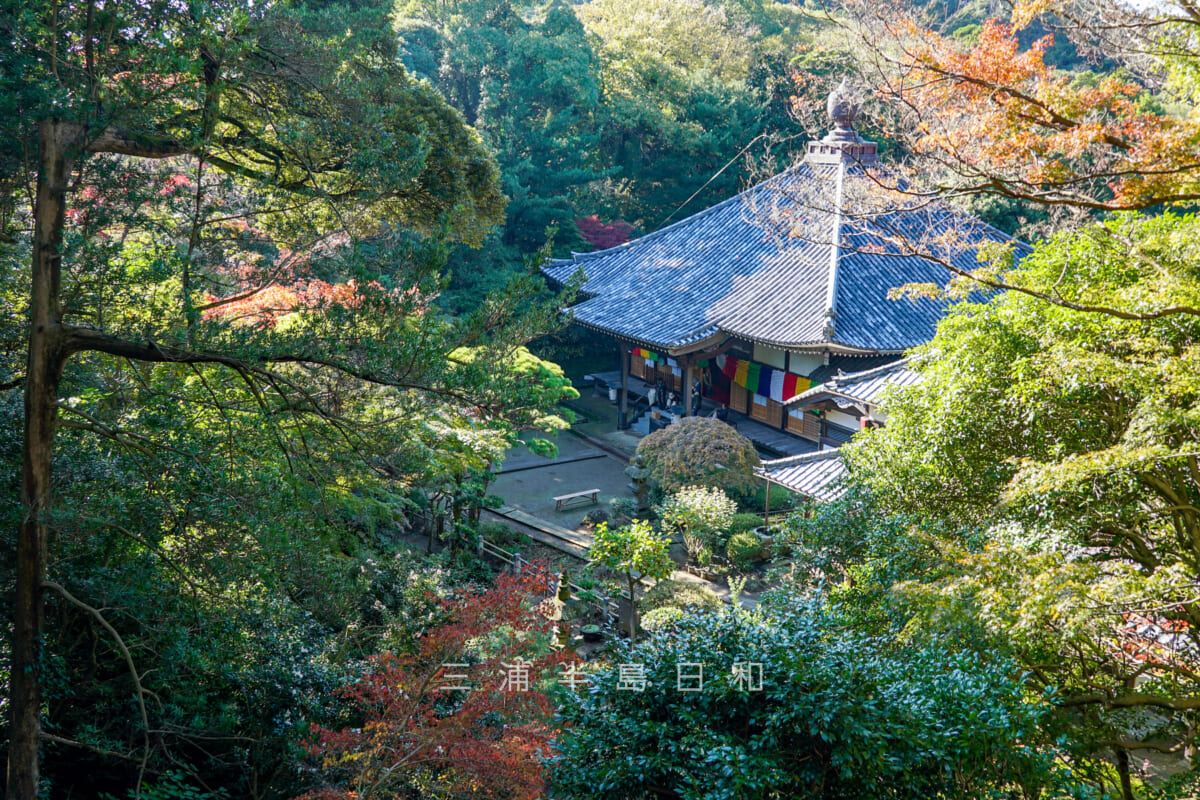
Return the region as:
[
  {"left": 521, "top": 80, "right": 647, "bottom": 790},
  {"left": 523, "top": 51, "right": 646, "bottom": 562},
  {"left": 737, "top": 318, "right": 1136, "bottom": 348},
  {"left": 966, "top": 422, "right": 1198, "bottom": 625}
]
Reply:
[{"left": 8, "top": 119, "right": 76, "bottom": 800}]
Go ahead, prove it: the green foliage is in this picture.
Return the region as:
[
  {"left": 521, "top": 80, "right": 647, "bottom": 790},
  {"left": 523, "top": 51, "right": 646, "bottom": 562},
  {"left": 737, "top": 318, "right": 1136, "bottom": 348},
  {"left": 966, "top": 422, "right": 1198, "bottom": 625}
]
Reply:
[
  {"left": 102, "top": 770, "right": 230, "bottom": 800},
  {"left": 725, "top": 530, "right": 764, "bottom": 569},
  {"left": 397, "top": 0, "right": 604, "bottom": 310},
  {"left": 577, "top": 0, "right": 799, "bottom": 226},
  {"left": 547, "top": 600, "right": 1068, "bottom": 799},
  {"left": 746, "top": 481, "right": 799, "bottom": 513},
  {"left": 0, "top": 1, "right": 581, "bottom": 796},
  {"left": 589, "top": 521, "right": 676, "bottom": 586},
  {"left": 657, "top": 485, "right": 739, "bottom": 552},
  {"left": 843, "top": 212, "right": 1200, "bottom": 783},
  {"left": 589, "top": 520, "right": 675, "bottom": 642},
  {"left": 728, "top": 512, "right": 762, "bottom": 535},
  {"left": 639, "top": 605, "right": 685, "bottom": 632},
  {"left": 407, "top": 0, "right": 808, "bottom": 303},
  {"left": 641, "top": 579, "right": 722, "bottom": 613},
  {"left": 637, "top": 416, "right": 761, "bottom": 495}
]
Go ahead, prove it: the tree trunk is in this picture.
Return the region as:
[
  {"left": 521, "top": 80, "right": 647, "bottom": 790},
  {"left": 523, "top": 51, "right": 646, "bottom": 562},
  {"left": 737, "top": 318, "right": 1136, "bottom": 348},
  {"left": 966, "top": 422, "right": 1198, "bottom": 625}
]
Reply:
[
  {"left": 627, "top": 573, "right": 638, "bottom": 644},
  {"left": 9, "top": 118, "right": 77, "bottom": 800},
  {"left": 1115, "top": 746, "right": 1133, "bottom": 800}
]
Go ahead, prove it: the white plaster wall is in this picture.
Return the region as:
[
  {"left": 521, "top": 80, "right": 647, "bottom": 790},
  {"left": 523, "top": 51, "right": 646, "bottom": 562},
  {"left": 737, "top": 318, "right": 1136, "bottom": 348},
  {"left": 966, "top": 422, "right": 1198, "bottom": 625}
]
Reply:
[
  {"left": 826, "top": 409, "right": 861, "bottom": 429},
  {"left": 753, "top": 343, "right": 787, "bottom": 370},
  {"left": 787, "top": 352, "right": 824, "bottom": 376}
]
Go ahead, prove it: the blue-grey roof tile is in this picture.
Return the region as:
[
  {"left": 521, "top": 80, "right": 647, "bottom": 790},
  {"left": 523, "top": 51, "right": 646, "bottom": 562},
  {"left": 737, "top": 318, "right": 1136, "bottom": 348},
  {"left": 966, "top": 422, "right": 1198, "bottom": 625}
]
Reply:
[
  {"left": 543, "top": 158, "right": 1028, "bottom": 353},
  {"left": 785, "top": 357, "right": 923, "bottom": 407},
  {"left": 757, "top": 450, "right": 848, "bottom": 502}
]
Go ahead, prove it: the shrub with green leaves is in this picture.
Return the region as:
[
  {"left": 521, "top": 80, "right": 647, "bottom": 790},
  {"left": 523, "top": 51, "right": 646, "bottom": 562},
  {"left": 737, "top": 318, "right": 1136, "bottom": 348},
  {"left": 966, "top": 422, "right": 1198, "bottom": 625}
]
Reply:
[
  {"left": 726, "top": 530, "right": 764, "bottom": 568},
  {"left": 658, "top": 485, "right": 738, "bottom": 551},
  {"left": 746, "top": 481, "right": 799, "bottom": 514},
  {"left": 547, "top": 599, "right": 1072, "bottom": 800},
  {"left": 729, "top": 512, "right": 762, "bottom": 535},
  {"left": 640, "top": 605, "right": 685, "bottom": 632},
  {"left": 642, "top": 579, "right": 721, "bottom": 613}
]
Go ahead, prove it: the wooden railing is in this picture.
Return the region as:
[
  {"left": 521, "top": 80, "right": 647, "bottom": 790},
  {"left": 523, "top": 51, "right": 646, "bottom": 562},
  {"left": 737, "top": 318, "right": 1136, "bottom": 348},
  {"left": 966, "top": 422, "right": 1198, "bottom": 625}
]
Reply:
[{"left": 478, "top": 537, "right": 623, "bottom": 622}]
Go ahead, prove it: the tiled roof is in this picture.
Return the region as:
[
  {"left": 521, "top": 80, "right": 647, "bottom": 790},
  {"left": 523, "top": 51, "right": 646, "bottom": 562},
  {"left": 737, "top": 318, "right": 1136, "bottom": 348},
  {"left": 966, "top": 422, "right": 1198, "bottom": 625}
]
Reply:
[
  {"left": 757, "top": 449, "right": 847, "bottom": 503},
  {"left": 785, "top": 357, "right": 922, "bottom": 408},
  {"left": 544, "top": 159, "right": 1026, "bottom": 354},
  {"left": 804, "top": 354, "right": 899, "bottom": 385}
]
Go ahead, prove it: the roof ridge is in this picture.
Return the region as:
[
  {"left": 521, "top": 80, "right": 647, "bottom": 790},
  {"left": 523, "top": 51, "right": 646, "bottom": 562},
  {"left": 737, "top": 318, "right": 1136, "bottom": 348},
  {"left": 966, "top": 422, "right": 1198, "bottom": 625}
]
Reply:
[
  {"left": 821, "top": 160, "right": 846, "bottom": 342},
  {"left": 760, "top": 449, "right": 844, "bottom": 468},
  {"left": 568, "top": 162, "right": 818, "bottom": 262},
  {"left": 831, "top": 356, "right": 913, "bottom": 385}
]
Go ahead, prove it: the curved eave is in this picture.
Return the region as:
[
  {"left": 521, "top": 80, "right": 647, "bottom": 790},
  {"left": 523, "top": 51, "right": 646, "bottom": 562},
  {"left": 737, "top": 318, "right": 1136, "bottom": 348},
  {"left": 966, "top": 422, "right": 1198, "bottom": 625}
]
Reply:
[
  {"left": 755, "top": 450, "right": 848, "bottom": 503},
  {"left": 571, "top": 317, "right": 675, "bottom": 352},
  {"left": 783, "top": 388, "right": 868, "bottom": 410},
  {"left": 728, "top": 327, "right": 907, "bottom": 356},
  {"left": 570, "top": 314, "right": 905, "bottom": 359}
]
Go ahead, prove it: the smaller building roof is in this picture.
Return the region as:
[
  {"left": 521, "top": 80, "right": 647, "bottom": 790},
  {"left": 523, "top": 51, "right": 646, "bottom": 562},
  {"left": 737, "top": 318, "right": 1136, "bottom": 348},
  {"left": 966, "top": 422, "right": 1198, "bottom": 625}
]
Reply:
[
  {"left": 784, "top": 357, "right": 922, "bottom": 408},
  {"left": 757, "top": 449, "right": 847, "bottom": 503}
]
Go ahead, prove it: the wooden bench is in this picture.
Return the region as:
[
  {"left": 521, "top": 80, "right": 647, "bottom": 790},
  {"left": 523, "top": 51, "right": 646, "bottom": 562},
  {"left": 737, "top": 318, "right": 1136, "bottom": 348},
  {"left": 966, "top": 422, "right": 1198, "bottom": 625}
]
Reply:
[{"left": 554, "top": 488, "right": 600, "bottom": 512}]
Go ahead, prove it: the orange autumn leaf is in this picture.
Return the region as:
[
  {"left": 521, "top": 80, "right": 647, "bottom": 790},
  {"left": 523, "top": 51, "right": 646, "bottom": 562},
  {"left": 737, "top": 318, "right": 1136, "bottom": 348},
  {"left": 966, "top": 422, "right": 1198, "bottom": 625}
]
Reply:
[{"left": 863, "top": 10, "right": 1200, "bottom": 210}]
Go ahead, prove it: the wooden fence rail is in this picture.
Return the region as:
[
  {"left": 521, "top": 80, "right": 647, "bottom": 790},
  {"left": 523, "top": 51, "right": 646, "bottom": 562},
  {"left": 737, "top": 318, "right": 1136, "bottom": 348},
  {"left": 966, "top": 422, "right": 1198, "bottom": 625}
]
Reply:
[{"left": 478, "top": 537, "right": 623, "bottom": 622}]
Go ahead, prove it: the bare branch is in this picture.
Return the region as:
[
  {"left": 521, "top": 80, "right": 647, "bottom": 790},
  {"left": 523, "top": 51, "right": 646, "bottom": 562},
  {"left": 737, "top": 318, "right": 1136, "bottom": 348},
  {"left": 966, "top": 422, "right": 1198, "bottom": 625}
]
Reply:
[{"left": 43, "top": 580, "right": 151, "bottom": 795}]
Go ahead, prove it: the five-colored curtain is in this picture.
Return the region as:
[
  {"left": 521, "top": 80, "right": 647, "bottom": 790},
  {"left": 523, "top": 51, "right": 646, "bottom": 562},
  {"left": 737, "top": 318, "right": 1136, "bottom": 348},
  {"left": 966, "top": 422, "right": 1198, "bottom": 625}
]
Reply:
[{"left": 718, "top": 355, "right": 811, "bottom": 403}]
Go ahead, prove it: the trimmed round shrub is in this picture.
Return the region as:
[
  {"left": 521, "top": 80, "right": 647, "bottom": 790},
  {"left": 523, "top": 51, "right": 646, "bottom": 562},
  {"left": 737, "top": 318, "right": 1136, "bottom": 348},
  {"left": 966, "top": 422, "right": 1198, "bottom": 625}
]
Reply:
[
  {"left": 726, "top": 531, "right": 764, "bottom": 568},
  {"left": 643, "top": 579, "right": 721, "bottom": 612},
  {"left": 636, "top": 417, "right": 761, "bottom": 495}
]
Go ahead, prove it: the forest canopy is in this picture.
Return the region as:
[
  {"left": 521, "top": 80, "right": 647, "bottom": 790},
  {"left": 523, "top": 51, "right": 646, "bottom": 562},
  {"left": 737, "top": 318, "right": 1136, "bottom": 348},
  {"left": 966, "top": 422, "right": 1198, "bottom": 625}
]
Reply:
[{"left": 6, "top": 0, "right": 1200, "bottom": 799}]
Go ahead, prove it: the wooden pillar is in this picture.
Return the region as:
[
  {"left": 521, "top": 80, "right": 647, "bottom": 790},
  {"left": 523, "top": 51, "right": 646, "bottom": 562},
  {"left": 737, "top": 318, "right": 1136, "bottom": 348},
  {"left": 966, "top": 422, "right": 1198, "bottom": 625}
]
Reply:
[
  {"left": 682, "top": 361, "right": 694, "bottom": 416},
  {"left": 764, "top": 476, "right": 771, "bottom": 528},
  {"left": 619, "top": 345, "right": 630, "bottom": 429}
]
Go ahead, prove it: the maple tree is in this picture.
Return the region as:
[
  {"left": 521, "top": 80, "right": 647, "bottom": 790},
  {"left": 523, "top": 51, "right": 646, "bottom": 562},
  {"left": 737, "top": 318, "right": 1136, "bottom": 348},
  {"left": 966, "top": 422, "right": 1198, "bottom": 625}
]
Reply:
[
  {"left": 840, "top": 211, "right": 1200, "bottom": 799},
  {"left": 832, "top": 0, "right": 1200, "bottom": 212},
  {"left": 575, "top": 215, "right": 634, "bottom": 250},
  {"left": 301, "top": 568, "right": 570, "bottom": 800},
  {"left": 636, "top": 416, "right": 762, "bottom": 495},
  {"left": 747, "top": 0, "right": 1200, "bottom": 328}
]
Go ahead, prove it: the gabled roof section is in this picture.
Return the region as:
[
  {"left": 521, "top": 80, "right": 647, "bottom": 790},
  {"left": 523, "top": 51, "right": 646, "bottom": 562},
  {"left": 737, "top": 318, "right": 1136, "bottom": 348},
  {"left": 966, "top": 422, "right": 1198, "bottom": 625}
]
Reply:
[
  {"left": 784, "top": 357, "right": 923, "bottom": 408},
  {"left": 757, "top": 449, "right": 847, "bottom": 503},
  {"left": 544, "top": 82, "right": 1027, "bottom": 356},
  {"left": 543, "top": 162, "right": 1022, "bottom": 353},
  {"left": 543, "top": 172, "right": 833, "bottom": 351}
]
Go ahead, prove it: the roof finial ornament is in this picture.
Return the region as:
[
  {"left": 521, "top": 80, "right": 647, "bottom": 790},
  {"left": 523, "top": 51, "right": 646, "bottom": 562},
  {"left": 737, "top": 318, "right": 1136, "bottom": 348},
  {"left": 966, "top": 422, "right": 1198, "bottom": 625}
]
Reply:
[
  {"left": 807, "top": 76, "right": 878, "bottom": 164},
  {"left": 826, "top": 77, "right": 861, "bottom": 134}
]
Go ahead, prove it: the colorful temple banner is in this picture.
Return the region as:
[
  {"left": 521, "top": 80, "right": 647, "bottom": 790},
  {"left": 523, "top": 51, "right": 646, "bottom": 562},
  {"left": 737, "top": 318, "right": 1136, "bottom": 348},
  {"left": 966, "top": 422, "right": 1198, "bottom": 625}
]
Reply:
[
  {"left": 734, "top": 359, "right": 749, "bottom": 387},
  {"left": 632, "top": 347, "right": 662, "bottom": 363},
  {"left": 745, "top": 362, "right": 761, "bottom": 393},
  {"left": 770, "top": 370, "right": 785, "bottom": 401},
  {"left": 716, "top": 355, "right": 813, "bottom": 402}
]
